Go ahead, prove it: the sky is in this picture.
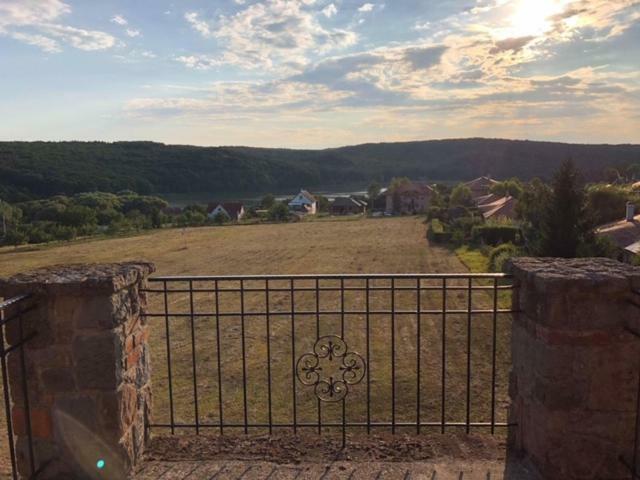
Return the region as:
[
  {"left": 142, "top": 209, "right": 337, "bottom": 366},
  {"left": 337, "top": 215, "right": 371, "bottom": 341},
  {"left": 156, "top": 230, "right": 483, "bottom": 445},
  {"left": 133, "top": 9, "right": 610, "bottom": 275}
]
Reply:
[{"left": 0, "top": 0, "right": 639, "bottom": 148}]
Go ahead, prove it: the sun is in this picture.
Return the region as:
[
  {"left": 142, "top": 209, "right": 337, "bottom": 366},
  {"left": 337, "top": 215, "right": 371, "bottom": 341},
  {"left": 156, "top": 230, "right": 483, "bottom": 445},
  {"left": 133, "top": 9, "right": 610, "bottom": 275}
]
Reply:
[{"left": 498, "top": 0, "right": 570, "bottom": 39}]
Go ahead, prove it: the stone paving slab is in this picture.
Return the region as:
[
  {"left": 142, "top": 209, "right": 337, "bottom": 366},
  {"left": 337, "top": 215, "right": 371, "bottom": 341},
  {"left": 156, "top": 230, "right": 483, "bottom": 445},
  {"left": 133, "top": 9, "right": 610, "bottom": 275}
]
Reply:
[{"left": 134, "top": 460, "right": 540, "bottom": 480}]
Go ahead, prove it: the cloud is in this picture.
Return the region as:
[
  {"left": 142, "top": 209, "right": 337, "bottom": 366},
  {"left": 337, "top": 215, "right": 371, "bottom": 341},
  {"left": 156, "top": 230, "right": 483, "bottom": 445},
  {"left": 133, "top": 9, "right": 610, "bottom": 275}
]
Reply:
[
  {"left": 0, "top": 0, "right": 117, "bottom": 52},
  {"left": 8, "top": 31, "right": 60, "bottom": 52},
  {"left": 322, "top": 3, "right": 338, "bottom": 18},
  {"left": 182, "top": 1, "right": 358, "bottom": 71},
  {"left": 110, "top": 15, "right": 127, "bottom": 26},
  {"left": 184, "top": 12, "right": 211, "bottom": 37},
  {"left": 111, "top": 13, "right": 142, "bottom": 38},
  {"left": 490, "top": 36, "right": 536, "bottom": 54},
  {"left": 358, "top": 3, "right": 375, "bottom": 13},
  {"left": 404, "top": 45, "right": 448, "bottom": 70}
]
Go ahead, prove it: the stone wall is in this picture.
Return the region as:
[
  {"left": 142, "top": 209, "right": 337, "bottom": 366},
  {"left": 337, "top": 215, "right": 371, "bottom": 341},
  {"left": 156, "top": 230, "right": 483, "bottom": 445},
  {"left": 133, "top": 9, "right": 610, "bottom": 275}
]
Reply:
[
  {"left": 508, "top": 258, "right": 640, "bottom": 480},
  {"left": 0, "top": 262, "right": 155, "bottom": 479}
]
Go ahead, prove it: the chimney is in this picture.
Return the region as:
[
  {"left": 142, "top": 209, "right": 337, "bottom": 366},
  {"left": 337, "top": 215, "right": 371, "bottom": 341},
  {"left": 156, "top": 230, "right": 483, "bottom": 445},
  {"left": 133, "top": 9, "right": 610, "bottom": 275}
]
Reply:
[{"left": 626, "top": 202, "right": 636, "bottom": 222}]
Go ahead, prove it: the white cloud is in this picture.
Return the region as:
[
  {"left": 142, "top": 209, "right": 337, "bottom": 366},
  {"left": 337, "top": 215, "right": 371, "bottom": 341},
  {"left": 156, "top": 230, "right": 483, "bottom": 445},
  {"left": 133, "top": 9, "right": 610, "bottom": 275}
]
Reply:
[
  {"left": 358, "top": 3, "right": 375, "bottom": 13},
  {"left": 175, "top": 54, "right": 221, "bottom": 70},
  {"left": 322, "top": 3, "right": 338, "bottom": 18},
  {"left": 182, "top": 1, "right": 357, "bottom": 71},
  {"left": 184, "top": 12, "right": 212, "bottom": 37},
  {"left": 0, "top": 0, "right": 117, "bottom": 52},
  {"left": 110, "top": 15, "right": 127, "bottom": 26},
  {"left": 126, "top": 28, "right": 141, "bottom": 38},
  {"left": 8, "top": 31, "right": 60, "bottom": 52},
  {"left": 40, "top": 24, "right": 118, "bottom": 51}
]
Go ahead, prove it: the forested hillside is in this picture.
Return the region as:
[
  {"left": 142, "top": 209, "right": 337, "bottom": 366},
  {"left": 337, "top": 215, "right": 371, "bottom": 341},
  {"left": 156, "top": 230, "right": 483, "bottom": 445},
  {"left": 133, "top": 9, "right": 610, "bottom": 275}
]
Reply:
[{"left": 1, "top": 139, "right": 639, "bottom": 201}]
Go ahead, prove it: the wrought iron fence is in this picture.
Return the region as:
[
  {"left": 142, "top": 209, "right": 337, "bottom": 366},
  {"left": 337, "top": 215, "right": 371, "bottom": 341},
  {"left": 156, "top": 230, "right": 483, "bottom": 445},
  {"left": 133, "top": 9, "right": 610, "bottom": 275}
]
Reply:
[
  {"left": 1, "top": 294, "right": 38, "bottom": 480},
  {"left": 142, "top": 273, "right": 517, "bottom": 446}
]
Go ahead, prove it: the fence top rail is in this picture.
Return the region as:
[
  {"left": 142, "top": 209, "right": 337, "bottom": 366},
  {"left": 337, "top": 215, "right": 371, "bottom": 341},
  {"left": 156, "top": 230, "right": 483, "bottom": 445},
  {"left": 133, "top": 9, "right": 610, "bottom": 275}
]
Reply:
[
  {"left": 149, "top": 273, "right": 512, "bottom": 282},
  {"left": 0, "top": 294, "right": 32, "bottom": 311}
]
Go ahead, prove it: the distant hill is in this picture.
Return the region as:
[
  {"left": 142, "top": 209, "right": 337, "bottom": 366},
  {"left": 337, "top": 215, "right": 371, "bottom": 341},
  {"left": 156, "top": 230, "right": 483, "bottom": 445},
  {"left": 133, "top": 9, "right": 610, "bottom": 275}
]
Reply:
[{"left": 1, "top": 138, "right": 639, "bottom": 201}]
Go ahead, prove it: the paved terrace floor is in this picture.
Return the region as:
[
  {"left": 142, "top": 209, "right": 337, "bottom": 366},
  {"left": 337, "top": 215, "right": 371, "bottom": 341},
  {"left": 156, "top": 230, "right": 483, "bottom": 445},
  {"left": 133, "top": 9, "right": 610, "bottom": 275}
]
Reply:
[{"left": 133, "top": 434, "right": 540, "bottom": 480}]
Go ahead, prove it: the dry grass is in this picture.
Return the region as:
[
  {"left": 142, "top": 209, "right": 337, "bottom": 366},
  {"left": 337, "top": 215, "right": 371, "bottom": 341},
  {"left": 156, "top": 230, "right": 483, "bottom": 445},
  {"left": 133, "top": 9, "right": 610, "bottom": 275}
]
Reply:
[{"left": 0, "top": 217, "right": 512, "bottom": 474}]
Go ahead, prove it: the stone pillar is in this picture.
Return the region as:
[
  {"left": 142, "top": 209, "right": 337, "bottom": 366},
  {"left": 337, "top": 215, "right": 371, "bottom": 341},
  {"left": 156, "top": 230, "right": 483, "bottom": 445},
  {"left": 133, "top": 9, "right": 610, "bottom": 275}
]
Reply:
[
  {"left": 508, "top": 258, "right": 640, "bottom": 480},
  {"left": 0, "top": 262, "right": 155, "bottom": 479}
]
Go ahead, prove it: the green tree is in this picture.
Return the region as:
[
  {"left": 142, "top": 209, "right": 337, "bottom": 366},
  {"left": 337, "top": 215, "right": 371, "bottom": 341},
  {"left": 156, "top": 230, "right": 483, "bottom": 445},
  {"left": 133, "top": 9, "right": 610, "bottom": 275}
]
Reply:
[
  {"left": 585, "top": 185, "right": 634, "bottom": 226},
  {"left": 367, "top": 181, "right": 381, "bottom": 202},
  {"left": 490, "top": 178, "right": 524, "bottom": 198},
  {"left": 316, "top": 195, "right": 330, "bottom": 213},
  {"left": 212, "top": 211, "right": 229, "bottom": 225},
  {"left": 450, "top": 184, "right": 473, "bottom": 207},
  {"left": 538, "top": 158, "right": 591, "bottom": 257},
  {"left": 261, "top": 194, "right": 276, "bottom": 209},
  {"left": 2, "top": 227, "right": 27, "bottom": 247},
  {"left": 268, "top": 202, "right": 290, "bottom": 222}
]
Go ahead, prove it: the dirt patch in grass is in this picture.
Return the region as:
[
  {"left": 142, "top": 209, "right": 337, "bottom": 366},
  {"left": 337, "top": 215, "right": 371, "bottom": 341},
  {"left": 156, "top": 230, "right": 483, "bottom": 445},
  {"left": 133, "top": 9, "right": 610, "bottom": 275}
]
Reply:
[{"left": 144, "top": 432, "right": 508, "bottom": 464}]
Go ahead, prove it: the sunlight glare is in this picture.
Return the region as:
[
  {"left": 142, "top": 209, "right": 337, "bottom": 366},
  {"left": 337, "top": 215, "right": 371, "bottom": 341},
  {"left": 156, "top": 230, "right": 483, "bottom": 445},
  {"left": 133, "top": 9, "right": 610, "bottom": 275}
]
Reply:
[{"left": 499, "top": 0, "right": 570, "bottom": 39}]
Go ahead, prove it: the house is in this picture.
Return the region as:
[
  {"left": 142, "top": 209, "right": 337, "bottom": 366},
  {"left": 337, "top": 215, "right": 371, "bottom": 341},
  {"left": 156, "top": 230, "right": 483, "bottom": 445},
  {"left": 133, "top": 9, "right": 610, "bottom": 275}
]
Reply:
[
  {"left": 466, "top": 176, "right": 499, "bottom": 199},
  {"left": 330, "top": 197, "right": 367, "bottom": 216},
  {"left": 478, "top": 196, "right": 517, "bottom": 221},
  {"left": 474, "top": 193, "right": 501, "bottom": 207},
  {"left": 288, "top": 190, "right": 317, "bottom": 215},
  {"left": 207, "top": 202, "right": 245, "bottom": 222},
  {"left": 596, "top": 203, "right": 640, "bottom": 263},
  {"left": 385, "top": 182, "right": 434, "bottom": 215}
]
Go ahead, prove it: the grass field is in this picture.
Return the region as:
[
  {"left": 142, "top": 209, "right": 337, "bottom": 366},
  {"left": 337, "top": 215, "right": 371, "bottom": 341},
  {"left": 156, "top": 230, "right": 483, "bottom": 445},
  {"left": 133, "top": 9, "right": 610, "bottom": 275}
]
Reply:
[{"left": 0, "top": 217, "right": 512, "bottom": 475}]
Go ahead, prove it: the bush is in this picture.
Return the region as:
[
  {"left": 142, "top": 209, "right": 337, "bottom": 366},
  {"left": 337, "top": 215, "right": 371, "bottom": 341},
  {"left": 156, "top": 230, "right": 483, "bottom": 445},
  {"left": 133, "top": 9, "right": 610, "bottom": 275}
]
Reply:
[
  {"left": 488, "top": 243, "right": 522, "bottom": 272},
  {"left": 472, "top": 225, "right": 521, "bottom": 245},
  {"left": 427, "top": 219, "right": 452, "bottom": 243},
  {"left": 427, "top": 206, "right": 447, "bottom": 222},
  {"left": 268, "top": 202, "right": 290, "bottom": 222},
  {"left": 449, "top": 216, "right": 483, "bottom": 245}
]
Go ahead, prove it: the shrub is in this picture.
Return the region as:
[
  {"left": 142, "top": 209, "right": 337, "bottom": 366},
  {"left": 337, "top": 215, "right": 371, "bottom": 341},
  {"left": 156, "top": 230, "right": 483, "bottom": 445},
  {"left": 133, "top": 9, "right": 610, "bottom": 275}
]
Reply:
[
  {"left": 472, "top": 225, "right": 520, "bottom": 245},
  {"left": 268, "top": 202, "right": 290, "bottom": 222},
  {"left": 488, "top": 243, "right": 522, "bottom": 272},
  {"left": 450, "top": 216, "right": 483, "bottom": 245},
  {"left": 426, "top": 219, "right": 451, "bottom": 243}
]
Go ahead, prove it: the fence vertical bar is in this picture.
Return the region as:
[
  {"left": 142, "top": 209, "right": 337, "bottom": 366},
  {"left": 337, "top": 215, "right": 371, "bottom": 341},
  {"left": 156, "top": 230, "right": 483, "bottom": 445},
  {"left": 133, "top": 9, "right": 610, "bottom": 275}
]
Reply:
[
  {"left": 466, "top": 277, "right": 472, "bottom": 434},
  {"left": 391, "top": 277, "right": 396, "bottom": 435},
  {"left": 214, "top": 279, "right": 224, "bottom": 435},
  {"left": 316, "top": 278, "right": 321, "bottom": 435},
  {"left": 265, "top": 279, "right": 273, "bottom": 435},
  {"left": 342, "top": 399, "right": 346, "bottom": 448},
  {"left": 290, "top": 279, "right": 297, "bottom": 434},
  {"left": 490, "top": 277, "right": 498, "bottom": 435},
  {"left": 441, "top": 278, "right": 447, "bottom": 434},
  {"left": 18, "top": 307, "right": 35, "bottom": 476},
  {"left": 163, "top": 281, "right": 175, "bottom": 435},
  {"left": 240, "top": 279, "right": 248, "bottom": 434},
  {"left": 341, "top": 277, "right": 346, "bottom": 445},
  {"left": 340, "top": 278, "right": 345, "bottom": 339},
  {"left": 188, "top": 280, "right": 200, "bottom": 435},
  {"left": 0, "top": 308, "right": 18, "bottom": 480},
  {"left": 416, "top": 277, "right": 421, "bottom": 435},
  {"left": 366, "top": 278, "right": 371, "bottom": 435}
]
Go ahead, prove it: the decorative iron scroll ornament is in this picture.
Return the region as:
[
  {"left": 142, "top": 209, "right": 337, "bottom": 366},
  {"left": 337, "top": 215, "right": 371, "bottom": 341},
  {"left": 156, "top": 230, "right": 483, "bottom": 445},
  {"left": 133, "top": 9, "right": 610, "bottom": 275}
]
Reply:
[{"left": 296, "top": 335, "right": 366, "bottom": 402}]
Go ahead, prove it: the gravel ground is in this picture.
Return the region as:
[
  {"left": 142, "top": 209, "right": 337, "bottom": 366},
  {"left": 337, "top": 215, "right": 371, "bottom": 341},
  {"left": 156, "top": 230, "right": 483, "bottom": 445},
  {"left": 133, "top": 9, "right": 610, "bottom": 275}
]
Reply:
[{"left": 135, "top": 433, "right": 540, "bottom": 479}]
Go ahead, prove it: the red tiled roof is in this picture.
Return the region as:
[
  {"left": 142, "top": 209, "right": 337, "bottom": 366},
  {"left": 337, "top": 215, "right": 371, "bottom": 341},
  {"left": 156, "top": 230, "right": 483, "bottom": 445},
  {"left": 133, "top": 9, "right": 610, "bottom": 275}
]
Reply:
[{"left": 596, "top": 214, "right": 640, "bottom": 249}]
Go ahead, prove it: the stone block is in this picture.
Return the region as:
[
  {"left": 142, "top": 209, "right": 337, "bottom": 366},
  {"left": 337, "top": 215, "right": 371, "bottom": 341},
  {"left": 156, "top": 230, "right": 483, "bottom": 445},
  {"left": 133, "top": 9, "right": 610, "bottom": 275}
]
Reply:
[
  {"left": 12, "top": 406, "right": 53, "bottom": 439},
  {"left": 73, "top": 334, "right": 119, "bottom": 391},
  {"left": 41, "top": 367, "right": 76, "bottom": 393},
  {"left": 509, "top": 257, "right": 640, "bottom": 480}
]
